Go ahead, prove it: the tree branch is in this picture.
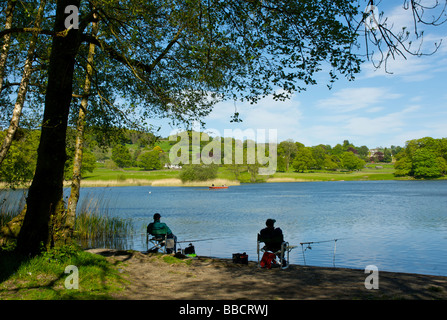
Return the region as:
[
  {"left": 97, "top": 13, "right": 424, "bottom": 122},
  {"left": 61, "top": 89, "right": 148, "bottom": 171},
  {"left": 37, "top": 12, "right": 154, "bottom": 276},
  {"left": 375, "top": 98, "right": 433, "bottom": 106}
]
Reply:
[{"left": 0, "top": 27, "right": 71, "bottom": 38}]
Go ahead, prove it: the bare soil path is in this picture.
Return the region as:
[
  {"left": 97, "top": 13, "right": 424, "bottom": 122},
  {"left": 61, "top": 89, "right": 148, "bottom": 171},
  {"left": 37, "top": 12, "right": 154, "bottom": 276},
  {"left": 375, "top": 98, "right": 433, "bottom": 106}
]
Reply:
[{"left": 87, "top": 249, "right": 447, "bottom": 300}]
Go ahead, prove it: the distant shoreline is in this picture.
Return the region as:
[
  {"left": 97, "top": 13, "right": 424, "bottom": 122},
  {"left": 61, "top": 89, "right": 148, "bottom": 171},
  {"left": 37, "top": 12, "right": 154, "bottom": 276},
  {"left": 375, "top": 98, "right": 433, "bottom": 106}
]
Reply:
[
  {"left": 65, "top": 178, "right": 240, "bottom": 188},
  {"left": 2, "top": 172, "right": 446, "bottom": 190}
]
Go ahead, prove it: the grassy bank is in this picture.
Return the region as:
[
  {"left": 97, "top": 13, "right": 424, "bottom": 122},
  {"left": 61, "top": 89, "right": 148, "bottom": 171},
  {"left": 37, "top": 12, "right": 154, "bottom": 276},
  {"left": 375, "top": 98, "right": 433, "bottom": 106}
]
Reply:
[
  {"left": 0, "top": 246, "right": 126, "bottom": 299},
  {"left": 268, "top": 165, "right": 400, "bottom": 182},
  {"left": 77, "top": 163, "right": 422, "bottom": 187}
]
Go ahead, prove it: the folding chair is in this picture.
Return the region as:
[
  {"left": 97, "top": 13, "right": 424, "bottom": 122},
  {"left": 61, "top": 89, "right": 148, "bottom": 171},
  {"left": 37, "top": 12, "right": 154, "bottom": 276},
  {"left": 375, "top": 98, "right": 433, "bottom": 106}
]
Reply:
[
  {"left": 257, "top": 234, "right": 295, "bottom": 269},
  {"left": 146, "top": 221, "right": 177, "bottom": 253},
  {"left": 146, "top": 233, "right": 168, "bottom": 253}
]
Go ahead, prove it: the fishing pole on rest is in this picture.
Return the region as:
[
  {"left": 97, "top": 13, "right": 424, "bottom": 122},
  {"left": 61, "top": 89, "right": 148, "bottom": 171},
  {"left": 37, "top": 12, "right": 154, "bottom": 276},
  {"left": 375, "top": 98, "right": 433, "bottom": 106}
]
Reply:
[
  {"left": 298, "top": 238, "right": 348, "bottom": 267},
  {"left": 139, "top": 232, "right": 225, "bottom": 243},
  {"left": 300, "top": 238, "right": 347, "bottom": 249},
  {"left": 176, "top": 238, "right": 223, "bottom": 244}
]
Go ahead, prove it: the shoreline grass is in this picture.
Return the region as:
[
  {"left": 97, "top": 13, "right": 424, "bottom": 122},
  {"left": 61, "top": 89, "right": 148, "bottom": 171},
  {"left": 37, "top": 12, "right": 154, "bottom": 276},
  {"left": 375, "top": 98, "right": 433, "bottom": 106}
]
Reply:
[
  {"left": 1, "top": 191, "right": 134, "bottom": 250},
  {"left": 75, "top": 195, "right": 134, "bottom": 246},
  {"left": 0, "top": 246, "right": 126, "bottom": 299}
]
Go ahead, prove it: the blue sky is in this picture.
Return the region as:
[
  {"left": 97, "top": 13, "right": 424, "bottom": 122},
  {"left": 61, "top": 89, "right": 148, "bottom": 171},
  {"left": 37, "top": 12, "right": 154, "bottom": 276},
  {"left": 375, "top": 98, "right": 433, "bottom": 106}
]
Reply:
[{"left": 152, "top": 2, "right": 447, "bottom": 149}]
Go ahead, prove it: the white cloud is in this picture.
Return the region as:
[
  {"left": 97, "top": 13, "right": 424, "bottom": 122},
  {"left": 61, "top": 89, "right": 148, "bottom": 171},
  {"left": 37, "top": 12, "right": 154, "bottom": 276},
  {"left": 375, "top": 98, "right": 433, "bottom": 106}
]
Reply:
[{"left": 316, "top": 87, "right": 402, "bottom": 113}]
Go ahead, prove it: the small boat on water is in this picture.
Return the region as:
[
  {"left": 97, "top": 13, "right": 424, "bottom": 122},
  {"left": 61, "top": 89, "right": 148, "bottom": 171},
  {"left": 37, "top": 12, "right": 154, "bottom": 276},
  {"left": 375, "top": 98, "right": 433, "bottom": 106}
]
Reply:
[{"left": 209, "top": 186, "right": 228, "bottom": 190}]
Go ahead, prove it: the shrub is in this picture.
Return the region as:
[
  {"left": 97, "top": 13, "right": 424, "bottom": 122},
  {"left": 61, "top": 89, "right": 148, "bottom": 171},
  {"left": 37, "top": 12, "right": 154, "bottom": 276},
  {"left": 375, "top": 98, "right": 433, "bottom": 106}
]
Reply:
[{"left": 179, "top": 164, "right": 218, "bottom": 182}]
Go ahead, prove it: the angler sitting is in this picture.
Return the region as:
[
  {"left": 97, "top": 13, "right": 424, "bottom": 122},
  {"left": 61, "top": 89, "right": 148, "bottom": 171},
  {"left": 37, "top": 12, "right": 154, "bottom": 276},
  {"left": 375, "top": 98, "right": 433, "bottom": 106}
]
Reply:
[
  {"left": 259, "top": 218, "right": 284, "bottom": 252},
  {"left": 147, "top": 213, "right": 177, "bottom": 253},
  {"left": 258, "top": 218, "right": 288, "bottom": 268}
]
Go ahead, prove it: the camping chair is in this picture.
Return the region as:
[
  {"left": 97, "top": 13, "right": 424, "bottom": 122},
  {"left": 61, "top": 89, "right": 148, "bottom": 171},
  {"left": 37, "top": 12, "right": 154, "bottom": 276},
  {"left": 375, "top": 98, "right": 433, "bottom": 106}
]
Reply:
[
  {"left": 257, "top": 234, "right": 296, "bottom": 269},
  {"left": 146, "top": 224, "right": 176, "bottom": 253},
  {"left": 146, "top": 226, "right": 176, "bottom": 253},
  {"left": 146, "top": 232, "right": 168, "bottom": 253}
]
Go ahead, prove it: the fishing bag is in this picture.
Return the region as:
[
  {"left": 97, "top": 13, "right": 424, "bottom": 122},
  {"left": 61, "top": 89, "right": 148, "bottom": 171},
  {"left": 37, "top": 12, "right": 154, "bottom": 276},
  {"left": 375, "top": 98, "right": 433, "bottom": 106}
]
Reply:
[
  {"left": 232, "top": 252, "right": 248, "bottom": 264},
  {"left": 184, "top": 243, "right": 195, "bottom": 255}
]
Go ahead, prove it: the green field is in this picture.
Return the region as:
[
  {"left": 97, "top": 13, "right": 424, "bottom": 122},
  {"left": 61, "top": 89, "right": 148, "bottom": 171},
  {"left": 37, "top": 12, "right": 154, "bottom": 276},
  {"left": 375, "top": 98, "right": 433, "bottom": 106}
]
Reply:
[
  {"left": 79, "top": 162, "right": 424, "bottom": 187},
  {"left": 270, "top": 164, "right": 399, "bottom": 182}
]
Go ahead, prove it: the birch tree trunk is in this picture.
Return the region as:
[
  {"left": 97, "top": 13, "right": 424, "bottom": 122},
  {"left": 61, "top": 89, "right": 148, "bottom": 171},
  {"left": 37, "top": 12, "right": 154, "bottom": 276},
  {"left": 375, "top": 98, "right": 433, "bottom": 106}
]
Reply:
[
  {"left": 0, "top": 0, "right": 46, "bottom": 166},
  {"left": 66, "top": 15, "right": 99, "bottom": 237},
  {"left": 0, "top": 0, "right": 16, "bottom": 94}
]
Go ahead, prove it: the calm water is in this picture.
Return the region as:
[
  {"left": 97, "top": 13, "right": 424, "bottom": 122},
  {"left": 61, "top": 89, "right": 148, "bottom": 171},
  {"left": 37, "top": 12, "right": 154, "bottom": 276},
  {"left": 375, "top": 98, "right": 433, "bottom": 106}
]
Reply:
[
  {"left": 2, "top": 180, "right": 446, "bottom": 276},
  {"left": 72, "top": 180, "right": 447, "bottom": 276}
]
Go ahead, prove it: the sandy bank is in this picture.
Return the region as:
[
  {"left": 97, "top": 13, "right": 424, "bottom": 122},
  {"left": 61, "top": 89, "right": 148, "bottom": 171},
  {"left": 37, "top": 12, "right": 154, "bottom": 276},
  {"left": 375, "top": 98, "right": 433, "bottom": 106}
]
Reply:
[
  {"left": 60, "top": 178, "right": 240, "bottom": 188},
  {"left": 266, "top": 177, "right": 313, "bottom": 183}
]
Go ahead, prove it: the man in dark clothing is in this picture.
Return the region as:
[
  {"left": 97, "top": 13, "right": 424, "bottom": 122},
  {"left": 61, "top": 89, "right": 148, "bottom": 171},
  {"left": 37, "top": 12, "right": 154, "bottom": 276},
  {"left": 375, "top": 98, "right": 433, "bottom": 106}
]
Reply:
[
  {"left": 147, "top": 213, "right": 177, "bottom": 253},
  {"left": 259, "top": 218, "right": 287, "bottom": 267},
  {"left": 259, "top": 218, "right": 284, "bottom": 252}
]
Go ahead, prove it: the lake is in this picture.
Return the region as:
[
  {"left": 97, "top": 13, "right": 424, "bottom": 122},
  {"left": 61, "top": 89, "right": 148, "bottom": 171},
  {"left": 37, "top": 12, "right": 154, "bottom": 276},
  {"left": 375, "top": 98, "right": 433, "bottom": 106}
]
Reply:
[
  {"left": 71, "top": 180, "right": 447, "bottom": 276},
  {"left": 2, "top": 180, "right": 446, "bottom": 276}
]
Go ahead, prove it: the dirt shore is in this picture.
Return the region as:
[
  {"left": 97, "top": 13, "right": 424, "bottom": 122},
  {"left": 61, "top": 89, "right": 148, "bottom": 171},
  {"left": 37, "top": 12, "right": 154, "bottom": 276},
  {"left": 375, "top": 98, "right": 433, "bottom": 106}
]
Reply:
[{"left": 87, "top": 249, "right": 447, "bottom": 300}]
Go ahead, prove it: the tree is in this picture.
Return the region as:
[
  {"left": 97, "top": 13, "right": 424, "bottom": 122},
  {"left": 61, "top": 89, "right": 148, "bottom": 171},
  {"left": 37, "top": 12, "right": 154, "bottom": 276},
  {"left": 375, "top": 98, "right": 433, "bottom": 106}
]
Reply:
[
  {"left": 10, "top": 0, "right": 446, "bottom": 254},
  {"left": 247, "top": 162, "right": 262, "bottom": 183},
  {"left": 111, "top": 144, "right": 132, "bottom": 168},
  {"left": 323, "top": 155, "right": 340, "bottom": 171},
  {"left": 0, "top": 129, "right": 39, "bottom": 187},
  {"left": 0, "top": 0, "right": 46, "bottom": 166},
  {"left": 393, "top": 137, "right": 447, "bottom": 178},
  {"left": 276, "top": 155, "right": 287, "bottom": 172},
  {"left": 357, "top": 146, "right": 370, "bottom": 160},
  {"left": 412, "top": 149, "right": 442, "bottom": 178},
  {"left": 63, "top": 147, "right": 96, "bottom": 180},
  {"left": 138, "top": 150, "right": 162, "bottom": 170},
  {"left": 370, "top": 151, "right": 384, "bottom": 163},
  {"left": 0, "top": 0, "right": 16, "bottom": 94},
  {"left": 292, "top": 147, "right": 315, "bottom": 172},
  {"left": 311, "top": 145, "right": 328, "bottom": 170},
  {"left": 15, "top": 0, "right": 84, "bottom": 254},
  {"left": 341, "top": 151, "right": 365, "bottom": 171},
  {"left": 394, "top": 152, "right": 413, "bottom": 176},
  {"left": 180, "top": 164, "right": 218, "bottom": 182},
  {"left": 278, "top": 140, "right": 297, "bottom": 171},
  {"left": 66, "top": 14, "right": 99, "bottom": 238},
  {"left": 383, "top": 148, "right": 392, "bottom": 163}
]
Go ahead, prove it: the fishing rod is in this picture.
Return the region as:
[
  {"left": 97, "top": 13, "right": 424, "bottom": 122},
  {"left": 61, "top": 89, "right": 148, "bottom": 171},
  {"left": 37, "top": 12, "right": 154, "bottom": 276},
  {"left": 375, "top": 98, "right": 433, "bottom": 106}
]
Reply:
[
  {"left": 139, "top": 232, "right": 222, "bottom": 243},
  {"left": 177, "top": 238, "right": 221, "bottom": 243}
]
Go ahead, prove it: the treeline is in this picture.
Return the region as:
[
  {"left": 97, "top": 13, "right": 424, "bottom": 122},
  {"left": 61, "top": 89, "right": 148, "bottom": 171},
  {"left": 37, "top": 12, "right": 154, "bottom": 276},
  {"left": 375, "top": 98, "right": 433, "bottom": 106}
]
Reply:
[
  {"left": 277, "top": 140, "right": 402, "bottom": 173},
  {"left": 2, "top": 127, "right": 446, "bottom": 187},
  {"left": 84, "top": 133, "right": 447, "bottom": 180}
]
